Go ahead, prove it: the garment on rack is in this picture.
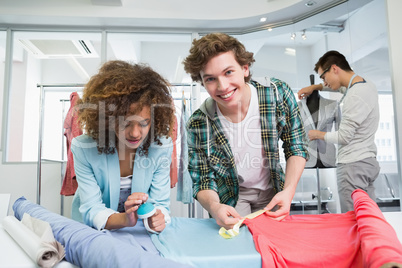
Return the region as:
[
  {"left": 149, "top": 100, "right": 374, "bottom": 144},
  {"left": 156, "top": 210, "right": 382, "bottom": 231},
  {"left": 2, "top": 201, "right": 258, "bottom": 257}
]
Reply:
[
  {"left": 170, "top": 116, "right": 178, "bottom": 188},
  {"left": 60, "top": 92, "right": 82, "bottom": 196},
  {"left": 298, "top": 95, "right": 340, "bottom": 168},
  {"left": 176, "top": 97, "right": 193, "bottom": 204},
  {"left": 243, "top": 189, "right": 402, "bottom": 268}
]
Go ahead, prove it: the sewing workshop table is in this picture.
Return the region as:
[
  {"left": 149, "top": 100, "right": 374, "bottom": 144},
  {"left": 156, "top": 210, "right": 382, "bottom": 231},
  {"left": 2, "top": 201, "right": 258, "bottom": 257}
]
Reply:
[{"left": 1, "top": 212, "right": 401, "bottom": 268}]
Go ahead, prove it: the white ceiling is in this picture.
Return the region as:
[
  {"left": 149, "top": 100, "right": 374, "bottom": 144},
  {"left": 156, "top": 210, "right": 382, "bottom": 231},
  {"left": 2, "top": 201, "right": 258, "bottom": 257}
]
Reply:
[
  {"left": 0, "top": 0, "right": 369, "bottom": 35},
  {"left": 1, "top": 0, "right": 387, "bottom": 88}
]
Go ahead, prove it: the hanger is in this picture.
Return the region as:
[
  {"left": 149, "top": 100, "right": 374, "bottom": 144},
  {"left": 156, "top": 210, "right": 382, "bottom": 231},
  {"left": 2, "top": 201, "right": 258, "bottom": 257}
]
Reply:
[{"left": 182, "top": 90, "right": 186, "bottom": 106}]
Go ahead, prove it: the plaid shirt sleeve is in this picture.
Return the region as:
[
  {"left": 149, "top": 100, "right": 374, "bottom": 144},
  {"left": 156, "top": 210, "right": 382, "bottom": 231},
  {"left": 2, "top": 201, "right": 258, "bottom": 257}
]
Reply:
[{"left": 186, "top": 110, "right": 218, "bottom": 199}]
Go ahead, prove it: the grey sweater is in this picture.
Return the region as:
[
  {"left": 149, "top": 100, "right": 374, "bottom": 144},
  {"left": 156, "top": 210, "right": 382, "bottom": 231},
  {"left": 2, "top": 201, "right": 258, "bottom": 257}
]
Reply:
[{"left": 324, "top": 80, "right": 379, "bottom": 164}]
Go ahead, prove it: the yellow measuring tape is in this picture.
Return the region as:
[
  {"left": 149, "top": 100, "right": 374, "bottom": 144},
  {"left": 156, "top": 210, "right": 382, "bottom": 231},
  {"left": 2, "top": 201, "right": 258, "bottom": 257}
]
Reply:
[{"left": 219, "top": 209, "right": 267, "bottom": 239}]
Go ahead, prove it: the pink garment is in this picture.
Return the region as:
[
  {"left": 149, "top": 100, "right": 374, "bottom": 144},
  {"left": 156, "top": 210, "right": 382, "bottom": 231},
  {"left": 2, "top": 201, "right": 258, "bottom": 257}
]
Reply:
[
  {"left": 170, "top": 114, "right": 178, "bottom": 188},
  {"left": 244, "top": 189, "right": 402, "bottom": 268},
  {"left": 60, "top": 92, "right": 82, "bottom": 196}
]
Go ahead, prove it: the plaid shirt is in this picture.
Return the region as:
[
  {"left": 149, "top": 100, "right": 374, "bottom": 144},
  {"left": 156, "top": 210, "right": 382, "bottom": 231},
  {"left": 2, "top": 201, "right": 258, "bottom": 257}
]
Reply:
[{"left": 186, "top": 78, "right": 308, "bottom": 207}]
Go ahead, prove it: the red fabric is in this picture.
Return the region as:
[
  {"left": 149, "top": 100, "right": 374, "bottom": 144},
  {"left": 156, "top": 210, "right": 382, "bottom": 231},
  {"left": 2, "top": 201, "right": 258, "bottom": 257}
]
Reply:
[
  {"left": 244, "top": 189, "right": 402, "bottom": 268},
  {"left": 352, "top": 189, "right": 402, "bottom": 268},
  {"left": 60, "top": 92, "right": 82, "bottom": 196},
  {"left": 170, "top": 115, "right": 178, "bottom": 188}
]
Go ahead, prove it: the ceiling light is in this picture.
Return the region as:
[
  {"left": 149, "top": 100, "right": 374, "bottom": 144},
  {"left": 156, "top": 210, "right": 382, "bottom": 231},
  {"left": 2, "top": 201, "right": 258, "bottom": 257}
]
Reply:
[
  {"left": 267, "top": 28, "right": 273, "bottom": 32},
  {"left": 302, "top": 30, "right": 307, "bottom": 40},
  {"left": 285, "top": 48, "right": 296, "bottom": 56},
  {"left": 260, "top": 17, "right": 267, "bottom": 22},
  {"left": 305, "top": 1, "right": 317, "bottom": 7},
  {"left": 290, "top": 33, "right": 296, "bottom": 40}
]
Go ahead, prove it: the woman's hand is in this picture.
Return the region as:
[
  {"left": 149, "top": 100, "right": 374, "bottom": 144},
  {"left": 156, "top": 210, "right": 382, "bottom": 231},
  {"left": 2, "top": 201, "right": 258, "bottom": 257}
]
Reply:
[
  {"left": 124, "top": 192, "right": 148, "bottom": 227},
  {"left": 146, "top": 209, "right": 166, "bottom": 233}
]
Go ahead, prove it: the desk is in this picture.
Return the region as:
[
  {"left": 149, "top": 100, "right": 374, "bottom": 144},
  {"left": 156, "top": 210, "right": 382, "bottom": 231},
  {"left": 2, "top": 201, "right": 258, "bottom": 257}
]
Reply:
[{"left": 2, "top": 196, "right": 402, "bottom": 268}]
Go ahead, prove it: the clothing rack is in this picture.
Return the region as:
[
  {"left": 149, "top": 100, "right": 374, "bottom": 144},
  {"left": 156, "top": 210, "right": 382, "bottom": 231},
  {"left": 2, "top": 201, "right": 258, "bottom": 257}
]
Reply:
[
  {"left": 37, "top": 84, "right": 85, "bottom": 206},
  {"left": 36, "top": 83, "right": 197, "bottom": 218}
]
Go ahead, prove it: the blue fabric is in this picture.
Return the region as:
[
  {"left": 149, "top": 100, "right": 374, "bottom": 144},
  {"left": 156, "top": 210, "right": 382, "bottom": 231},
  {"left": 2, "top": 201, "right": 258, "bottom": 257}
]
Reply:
[
  {"left": 177, "top": 99, "right": 193, "bottom": 204},
  {"left": 151, "top": 217, "right": 261, "bottom": 268},
  {"left": 12, "top": 197, "right": 191, "bottom": 268}
]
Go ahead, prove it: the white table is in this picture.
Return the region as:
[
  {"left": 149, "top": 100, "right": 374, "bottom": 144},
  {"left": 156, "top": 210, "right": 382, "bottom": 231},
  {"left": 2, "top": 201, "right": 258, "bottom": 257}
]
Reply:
[
  {"left": 1, "top": 212, "right": 401, "bottom": 268},
  {"left": 0, "top": 224, "right": 77, "bottom": 268}
]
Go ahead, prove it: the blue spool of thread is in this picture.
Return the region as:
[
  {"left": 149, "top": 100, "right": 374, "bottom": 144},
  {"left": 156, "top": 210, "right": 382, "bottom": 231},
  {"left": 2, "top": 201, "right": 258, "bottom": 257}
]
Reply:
[{"left": 137, "top": 203, "right": 156, "bottom": 219}]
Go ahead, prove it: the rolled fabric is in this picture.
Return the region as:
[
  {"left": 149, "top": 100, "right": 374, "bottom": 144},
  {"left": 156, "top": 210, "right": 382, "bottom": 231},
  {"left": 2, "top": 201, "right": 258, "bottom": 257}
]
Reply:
[
  {"left": 2, "top": 214, "right": 65, "bottom": 268},
  {"left": 351, "top": 189, "right": 402, "bottom": 268},
  {"left": 12, "top": 197, "right": 192, "bottom": 268}
]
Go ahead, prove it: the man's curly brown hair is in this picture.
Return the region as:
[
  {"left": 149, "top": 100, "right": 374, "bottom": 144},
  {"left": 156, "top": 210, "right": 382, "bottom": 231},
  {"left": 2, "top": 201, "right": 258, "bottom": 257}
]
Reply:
[
  {"left": 76, "top": 60, "right": 174, "bottom": 156},
  {"left": 182, "top": 32, "right": 255, "bottom": 83}
]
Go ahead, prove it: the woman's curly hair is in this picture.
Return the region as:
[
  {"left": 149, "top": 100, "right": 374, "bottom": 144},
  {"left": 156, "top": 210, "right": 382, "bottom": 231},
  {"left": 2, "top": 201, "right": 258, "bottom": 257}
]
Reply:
[
  {"left": 182, "top": 32, "right": 255, "bottom": 83},
  {"left": 76, "top": 60, "right": 174, "bottom": 156}
]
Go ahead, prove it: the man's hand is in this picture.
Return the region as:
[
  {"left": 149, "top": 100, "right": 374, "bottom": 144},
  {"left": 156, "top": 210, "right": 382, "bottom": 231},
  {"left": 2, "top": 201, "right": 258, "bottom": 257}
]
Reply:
[
  {"left": 308, "top": 129, "right": 325, "bottom": 141},
  {"left": 298, "top": 84, "right": 322, "bottom": 99},
  {"left": 209, "top": 203, "right": 242, "bottom": 230},
  {"left": 263, "top": 189, "right": 293, "bottom": 221},
  {"left": 196, "top": 190, "right": 242, "bottom": 230}
]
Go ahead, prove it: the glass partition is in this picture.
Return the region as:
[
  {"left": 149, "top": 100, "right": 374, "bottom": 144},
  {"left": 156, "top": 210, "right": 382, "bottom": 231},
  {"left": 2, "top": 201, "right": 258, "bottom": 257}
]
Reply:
[
  {"left": 5, "top": 31, "right": 102, "bottom": 162},
  {"left": 0, "top": 30, "right": 6, "bottom": 151}
]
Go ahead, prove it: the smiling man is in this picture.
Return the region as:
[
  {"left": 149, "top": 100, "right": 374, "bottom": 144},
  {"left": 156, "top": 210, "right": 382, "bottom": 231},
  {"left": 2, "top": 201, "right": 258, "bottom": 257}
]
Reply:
[
  {"left": 183, "top": 33, "right": 308, "bottom": 230},
  {"left": 298, "top": 50, "right": 380, "bottom": 213}
]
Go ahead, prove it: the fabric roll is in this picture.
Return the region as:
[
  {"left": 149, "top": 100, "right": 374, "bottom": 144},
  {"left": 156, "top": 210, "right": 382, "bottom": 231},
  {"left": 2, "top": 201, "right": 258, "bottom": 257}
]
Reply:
[
  {"left": 12, "top": 196, "right": 191, "bottom": 268},
  {"left": 2, "top": 214, "right": 65, "bottom": 268}
]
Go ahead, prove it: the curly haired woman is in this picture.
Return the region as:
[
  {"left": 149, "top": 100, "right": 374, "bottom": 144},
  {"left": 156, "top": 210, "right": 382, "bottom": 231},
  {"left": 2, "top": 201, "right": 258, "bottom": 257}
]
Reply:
[{"left": 71, "top": 60, "right": 175, "bottom": 233}]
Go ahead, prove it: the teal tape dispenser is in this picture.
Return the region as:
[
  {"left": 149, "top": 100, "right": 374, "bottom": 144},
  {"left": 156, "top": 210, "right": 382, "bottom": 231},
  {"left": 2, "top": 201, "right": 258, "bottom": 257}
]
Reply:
[
  {"left": 137, "top": 202, "right": 156, "bottom": 219},
  {"left": 137, "top": 202, "right": 158, "bottom": 234}
]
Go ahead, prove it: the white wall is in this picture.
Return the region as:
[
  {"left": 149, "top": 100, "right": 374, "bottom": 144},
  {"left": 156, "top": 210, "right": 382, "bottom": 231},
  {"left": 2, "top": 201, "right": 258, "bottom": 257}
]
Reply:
[
  {"left": 385, "top": 0, "right": 402, "bottom": 210},
  {"left": 0, "top": 153, "right": 69, "bottom": 216}
]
